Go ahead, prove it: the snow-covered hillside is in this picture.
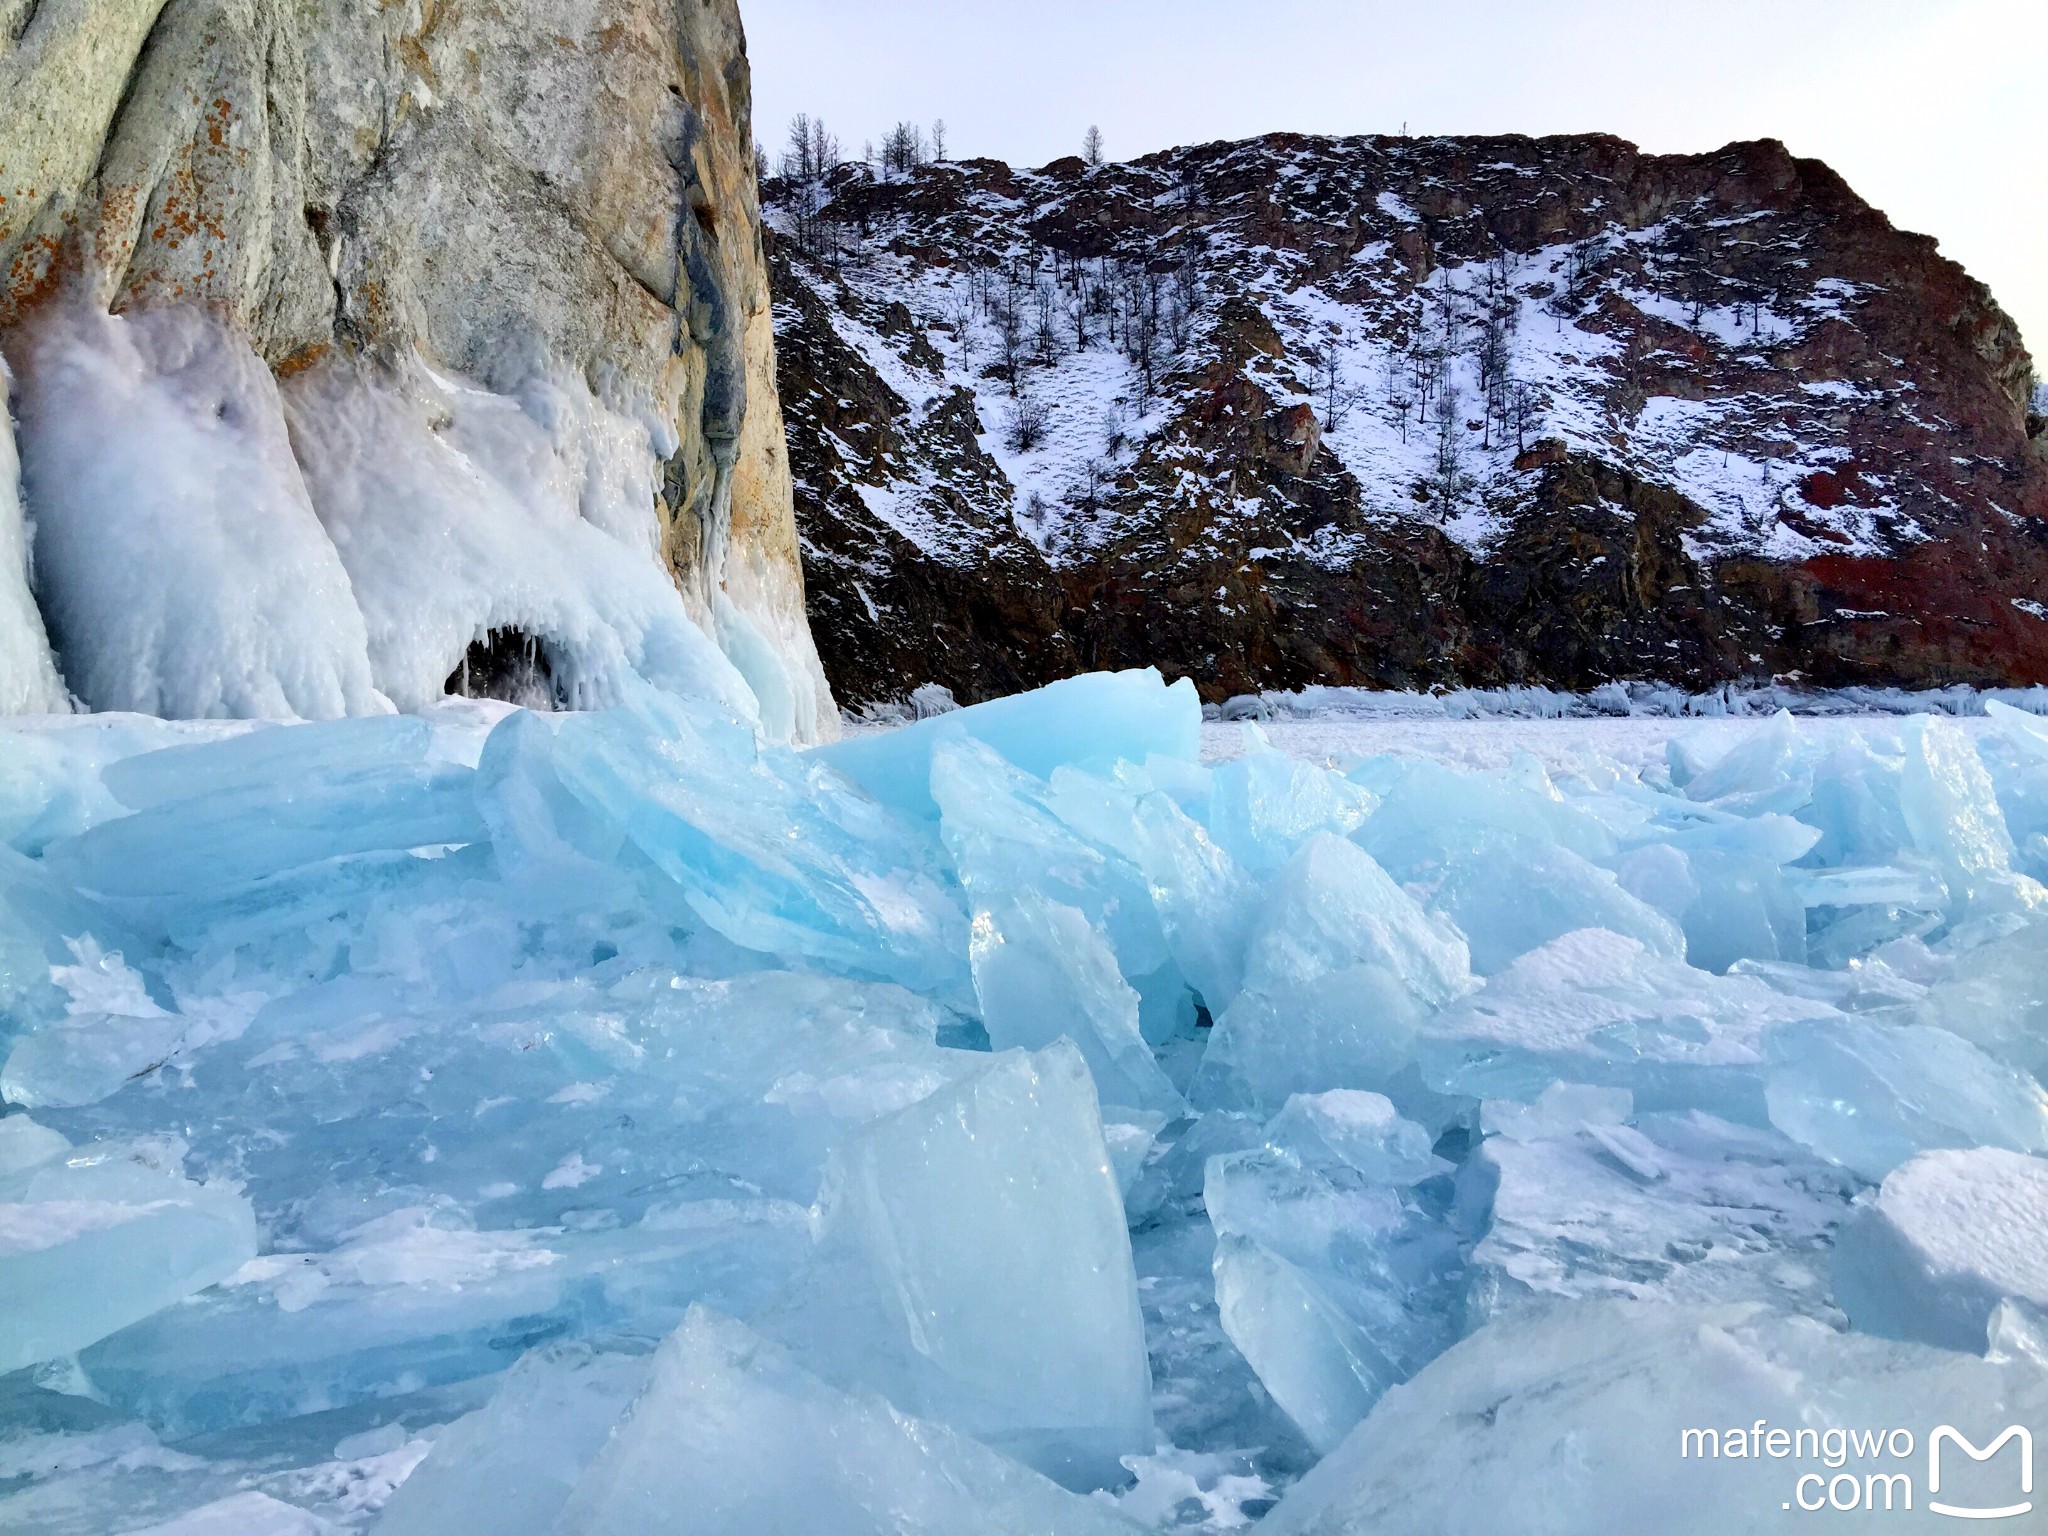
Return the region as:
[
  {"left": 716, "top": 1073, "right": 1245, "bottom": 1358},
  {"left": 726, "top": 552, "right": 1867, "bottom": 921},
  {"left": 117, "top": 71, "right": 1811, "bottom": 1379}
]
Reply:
[{"left": 767, "top": 133, "right": 2048, "bottom": 709}]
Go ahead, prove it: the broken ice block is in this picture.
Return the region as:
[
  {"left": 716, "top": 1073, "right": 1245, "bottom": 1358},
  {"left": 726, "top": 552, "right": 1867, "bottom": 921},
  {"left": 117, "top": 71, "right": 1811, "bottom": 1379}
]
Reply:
[
  {"left": 42, "top": 760, "right": 488, "bottom": 903},
  {"left": 100, "top": 716, "right": 433, "bottom": 811},
  {"left": 1765, "top": 1018, "right": 2048, "bottom": 1180},
  {"left": 1258, "top": 1302, "right": 2048, "bottom": 1536},
  {"left": 1352, "top": 755, "right": 1620, "bottom": 887},
  {"left": 125, "top": 1492, "right": 342, "bottom": 1536},
  {"left": 1834, "top": 1147, "right": 2048, "bottom": 1352},
  {"left": 1263, "top": 1091, "right": 1445, "bottom": 1187},
  {"left": 0, "top": 846, "right": 146, "bottom": 1050},
  {"left": 1465, "top": 1098, "right": 1854, "bottom": 1323},
  {"left": 1194, "top": 834, "right": 1471, "bottom": 1114},
  {"left": 816, "top": 666, "right": 1201, "bottom": 822},
  {"left": 1211, "top": 1235, "right": 1390, "bottom": 1454},
  {"left": 1, "top": 1006, "right": 187, "bottom": 1109},
  {"left": 1042, "top": 760, "right": 1259, "bottom": 1014},
  {"left": 548, "top": 1308, "right": 1138, "bottom": 1536},
  {"left": 543, "top": 684, "right": 971, "bottom": 1001},
  {"left": 374, "top": 1342, "right": 651, "bottom": 1536},
  {"left": 1416, "top": 928, "right": 1820, "bottom": 1117},
  {"left": 968, "top": 889, "right": 1183, "bottom": 1116},
  {"left": 1680, "top": 711, "right": 1813, "bottom": 815},
  {"left": 1203, "top": 1095, "right": 1461, "bottom": 1453},
  {"left": 1206, "top": 726, "right": 1376, "bottom": 876},
  {"left": 935, "top": 738, "right": 1165, "bottom": 959},
  {"left": 0, "top": 1126, "right": 257, "bottom": 1375},
  {"left": 1912, "top": 919, "right": 2048, "bottom": 1082},
  {"left": 1898, "top": 717, "right": 2048, "bottom": 920},
  {"left": 1430, "top": 835, "right": 1686, "bottom": 975},
  {"left": 769, "top": 1043, "right": 1152, "bottom": 1488}
]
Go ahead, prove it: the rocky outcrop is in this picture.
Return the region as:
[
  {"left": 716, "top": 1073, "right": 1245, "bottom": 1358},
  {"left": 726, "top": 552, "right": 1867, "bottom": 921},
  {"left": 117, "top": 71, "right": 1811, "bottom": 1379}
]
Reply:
[
  {"left": 767, "top": 134, "right": 2048, "bottom": 707},
  {"left": 0, "top": 0, "right": 834, "bottom": 735}
]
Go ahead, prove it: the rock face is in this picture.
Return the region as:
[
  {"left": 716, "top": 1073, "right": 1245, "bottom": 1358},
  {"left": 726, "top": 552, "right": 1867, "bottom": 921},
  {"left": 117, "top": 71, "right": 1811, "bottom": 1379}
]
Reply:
[
  {"left": 767, "top": 134, "right": 2048, "bottom": 708},
  {"left": 0, "top": 0, "right": 834, "bottom": 736}
]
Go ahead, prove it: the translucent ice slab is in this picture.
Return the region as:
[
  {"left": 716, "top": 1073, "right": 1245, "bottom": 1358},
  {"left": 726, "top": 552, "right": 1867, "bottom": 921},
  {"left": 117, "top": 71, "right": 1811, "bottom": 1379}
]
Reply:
[
  {"left": 547, "top": 1308, "right": 1138, "bottom": 1536},
  {"left": 0, "top": 1121, "right": 256, "bottom": 1375}
]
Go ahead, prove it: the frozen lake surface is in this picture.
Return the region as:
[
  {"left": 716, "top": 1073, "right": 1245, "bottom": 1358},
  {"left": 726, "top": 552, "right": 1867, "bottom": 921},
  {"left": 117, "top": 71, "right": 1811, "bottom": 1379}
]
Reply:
[{"left": 4, "top": 675, "right": 2048, "bottom": 1534}]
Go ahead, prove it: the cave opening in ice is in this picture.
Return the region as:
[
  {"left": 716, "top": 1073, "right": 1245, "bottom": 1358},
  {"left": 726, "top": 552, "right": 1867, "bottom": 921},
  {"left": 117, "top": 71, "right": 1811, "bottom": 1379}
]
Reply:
[{"left": 446, "top": 628, "right": 564, "bottom": 712}]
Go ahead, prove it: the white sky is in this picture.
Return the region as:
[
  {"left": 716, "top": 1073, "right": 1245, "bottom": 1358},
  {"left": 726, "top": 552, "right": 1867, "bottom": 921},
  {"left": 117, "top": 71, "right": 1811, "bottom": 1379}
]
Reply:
[{"left": 747, "top": 0, "right": 2046, "bottom": 361}]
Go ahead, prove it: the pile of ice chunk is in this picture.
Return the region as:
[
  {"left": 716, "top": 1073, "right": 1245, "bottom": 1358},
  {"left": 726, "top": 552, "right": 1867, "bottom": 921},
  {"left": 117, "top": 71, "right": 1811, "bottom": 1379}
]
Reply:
[{"left": 6, "top": 673, "right": 2048, "bottom": 1531}]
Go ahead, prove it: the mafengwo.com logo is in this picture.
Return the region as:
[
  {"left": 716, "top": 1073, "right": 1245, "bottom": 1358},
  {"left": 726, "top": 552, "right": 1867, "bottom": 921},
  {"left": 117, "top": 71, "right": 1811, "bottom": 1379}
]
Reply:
[{"left": 1680, "top": 1421, "right": 2033, "bottom": 1517}]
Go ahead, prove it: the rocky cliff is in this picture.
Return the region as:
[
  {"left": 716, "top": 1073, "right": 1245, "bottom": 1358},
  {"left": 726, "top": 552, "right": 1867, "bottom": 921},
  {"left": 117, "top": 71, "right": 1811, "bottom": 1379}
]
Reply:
[
  {"left": 767, "top": 134, "right": 2048, "bottom": 708},
  {"left": 0, "top": 0, "right": 834, "bottom": 737}
]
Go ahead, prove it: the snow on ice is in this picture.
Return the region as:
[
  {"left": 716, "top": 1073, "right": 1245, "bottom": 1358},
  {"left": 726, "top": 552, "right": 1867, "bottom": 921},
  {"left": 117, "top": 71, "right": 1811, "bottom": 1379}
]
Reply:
[{"left": 5, "top": 670, "right": 2048, "bottom": 1531}]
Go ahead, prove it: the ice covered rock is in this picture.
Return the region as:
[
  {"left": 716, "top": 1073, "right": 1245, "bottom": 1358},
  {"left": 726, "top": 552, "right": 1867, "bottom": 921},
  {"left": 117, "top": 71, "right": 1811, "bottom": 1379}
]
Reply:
[
  {"left": 0, "top": 1124, "right": 257, "bottom": 1375},
  {"left": 968, "top": 889, "right": 1183, "bottom": 1116},
  {"left": 374, "top": 1342, "right": 651, "bottom": 1536},
  {"left": 1259, "top": 1301, "right": 2048, "bottom": 1536},
  {"left": 767, "top": 1043, "right": 1152, "bottom": 1488},
  {"left": 0, "top": 357, "right": 68, "bottom": 716},
  {"left": 817, "top": 667, "right": 1201, "bottom": 822},
  {"left": 1194, "top": 833, "right": 1472, "bottom": 1115},
  {"left": 1204, "top": 1094, "right": 1461, "bottom": 1452},
  {"left": 1765, "top": 1018, "right": 2048, "bottom": 1180},
  {"left": 9, "top": 307, "right": 386, "bottom": 721},
  {"left": 547, "top": 1308, "right": 1138, "bottom": 1536},
  {"left": 0, "top": 0, "right": 836, "bottom": 739},
  {"left": 1416, "top": 928, "right": 1822, "bottom": 1117},
  {"left": 1465, "top": 1091, "right": 1855, "bottom": 1322},
  {"left": 1834, "top": 1148, "right": 2048, "bottom": 1352},
  {"left": 284, "top": 359, "right": 760, "bottom": 725}
]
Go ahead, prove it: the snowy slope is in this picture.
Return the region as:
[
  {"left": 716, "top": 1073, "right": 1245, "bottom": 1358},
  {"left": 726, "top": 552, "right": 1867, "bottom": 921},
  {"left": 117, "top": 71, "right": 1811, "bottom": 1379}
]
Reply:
[{"left": 769, "top": 133, "right": 2048, "bottom": 709}]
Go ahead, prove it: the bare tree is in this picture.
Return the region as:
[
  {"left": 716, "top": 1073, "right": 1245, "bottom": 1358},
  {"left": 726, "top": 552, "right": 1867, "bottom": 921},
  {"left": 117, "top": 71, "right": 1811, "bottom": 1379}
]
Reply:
[
  {"left": 1510, "top": 381, "right": 1537, "bottom": 455},
  {"left": 1431, "top": 381, "right": 1470, "bottom": 512},
  {"left": 994, "top": 277, "right": 1025, "bottom": 385},
  {"left": 931, "top": 119, "right": 948, "bottom": 161},
  {"left": 1083, "top": 125, "right": 1105, "bottom": 168},
  {"left": 1077, "top": 456, "right": 1107, "bottom": 512},
  {"left": 1005, "top": 386, "right": 1051, "bottom": 452},
  {"left": 1103, "top": 399, "right": 1128, "bottom": 455},
  {"left": 1032, "top": 280, "right": 1065, "bottom": 365},
  {"left": 776, "top": 115, "right": 845, "bottom": 263},
  {"left": 1310, "top": 341, "right": 1365, "bottom": 433},
  {"left": 880, "top": 122, "right": 930, "bottom": 177}
]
